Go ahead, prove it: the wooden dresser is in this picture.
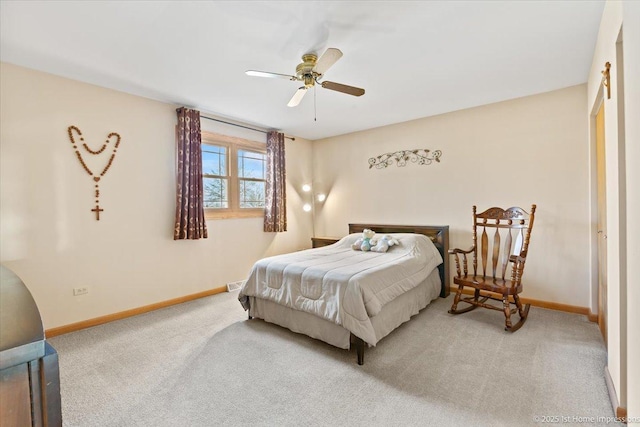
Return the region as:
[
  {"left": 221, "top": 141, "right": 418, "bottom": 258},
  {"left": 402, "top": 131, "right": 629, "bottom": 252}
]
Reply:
[
  {"left": 311, "top": 237, "right": 341, "bottom": 248},
  {"left": 0, "top": 266, "right": 62, "bottom": 427}
]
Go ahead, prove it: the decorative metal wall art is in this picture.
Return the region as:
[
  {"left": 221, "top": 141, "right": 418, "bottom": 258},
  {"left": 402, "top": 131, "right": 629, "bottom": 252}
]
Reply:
[
  {"left": 368, "top": 149, "right": 442, "bottom": 169},
  {"left": 67, "top": 126, "right": 122, "bottom": 220}
]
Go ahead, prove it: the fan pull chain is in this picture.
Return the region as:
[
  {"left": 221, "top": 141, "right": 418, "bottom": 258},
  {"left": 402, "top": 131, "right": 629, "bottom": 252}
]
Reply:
[{"left": 314, "top": 84, "right": 317, "bottom": 122}]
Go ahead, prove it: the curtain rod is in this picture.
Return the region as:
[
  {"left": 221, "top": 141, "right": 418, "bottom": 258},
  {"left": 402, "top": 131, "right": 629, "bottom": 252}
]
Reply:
[{"left": 199, "top": 115, "right": 295, "bottom": 141}]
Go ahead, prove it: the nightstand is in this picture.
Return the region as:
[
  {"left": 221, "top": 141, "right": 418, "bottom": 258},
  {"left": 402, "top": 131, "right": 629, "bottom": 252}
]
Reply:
[{"left": 311, "top": 237, "right": 340, "bottom": 248}]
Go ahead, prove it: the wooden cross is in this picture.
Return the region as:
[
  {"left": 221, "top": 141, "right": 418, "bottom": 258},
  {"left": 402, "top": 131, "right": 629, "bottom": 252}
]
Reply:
[{"left": 91, "top": 205, "right": 104, "bottom": 221}]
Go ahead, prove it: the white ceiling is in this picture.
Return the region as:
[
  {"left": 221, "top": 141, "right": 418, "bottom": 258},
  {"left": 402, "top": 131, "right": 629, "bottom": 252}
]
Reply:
[{"left": 0, "top": 1, "right": 604, "bottom": 140}]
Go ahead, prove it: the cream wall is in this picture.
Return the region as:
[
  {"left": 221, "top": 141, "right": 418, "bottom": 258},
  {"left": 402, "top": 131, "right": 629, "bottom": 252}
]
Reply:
[
  {"left": 586, "top": 0, "right": 640, "bottom": 417},
  {"left": 622, "top": 0, "right": 640, "bottom": 418},
  {"left": 313, "top": 85, "right": 589, "bottom": 307},
  {"left": 0, "top": 62, "right": 313, "bottom": 330}
]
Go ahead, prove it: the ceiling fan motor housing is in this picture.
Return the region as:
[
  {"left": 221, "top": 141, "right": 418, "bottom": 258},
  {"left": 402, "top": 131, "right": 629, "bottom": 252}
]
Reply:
[{"left": 296, "top": 54, "right": 319, "bottom": 87}]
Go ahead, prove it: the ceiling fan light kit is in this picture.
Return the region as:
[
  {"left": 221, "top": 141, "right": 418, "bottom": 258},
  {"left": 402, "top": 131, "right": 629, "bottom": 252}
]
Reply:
[{"left": 246, "top": 48, "right": 365, "bottom": 109}]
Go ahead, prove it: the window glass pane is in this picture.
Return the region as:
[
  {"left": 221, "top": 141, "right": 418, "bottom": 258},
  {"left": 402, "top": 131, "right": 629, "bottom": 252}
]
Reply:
[
  {"left": 203, "top": 177, "right": 228, "bottom": 208},
  {"left": 202, "top": 145, "right": 227, "bottom": 176},
  {"left": 238, "top": 150, "right": 265, "bottom": 179},
  {"left": 239, "top": 179, "right": 265, "bottom": 208}
]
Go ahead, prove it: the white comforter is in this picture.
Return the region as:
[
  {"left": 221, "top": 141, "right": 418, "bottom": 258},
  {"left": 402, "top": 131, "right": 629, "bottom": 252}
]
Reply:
[{"left": 239, "top": 233, "right": 443, "bottom": 345}]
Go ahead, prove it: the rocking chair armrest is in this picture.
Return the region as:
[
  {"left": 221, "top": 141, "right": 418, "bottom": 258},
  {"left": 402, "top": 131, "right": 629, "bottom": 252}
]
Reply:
[
  {"left": 449, "top": 246, "right": 474, "bottom": 278},
  {"left": 448, "top": 246, "right": 474, "bottom": 255},
  {"left": 508, "top": 254, "right": 528, "bottom": 286},
  {"left": 509, "top": 254, "right": 526, "bottom": 264}
]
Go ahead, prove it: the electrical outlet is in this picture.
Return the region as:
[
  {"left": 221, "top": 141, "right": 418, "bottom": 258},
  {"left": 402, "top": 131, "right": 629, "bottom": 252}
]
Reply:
[{"left": 73, "top": 287, "right": 89, "bottom": 296}]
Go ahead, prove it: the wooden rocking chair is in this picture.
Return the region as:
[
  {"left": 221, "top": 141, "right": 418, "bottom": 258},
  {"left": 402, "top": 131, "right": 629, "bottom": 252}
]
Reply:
[{"left": 448, "top": 205, "right": 536, "bottom": 332}]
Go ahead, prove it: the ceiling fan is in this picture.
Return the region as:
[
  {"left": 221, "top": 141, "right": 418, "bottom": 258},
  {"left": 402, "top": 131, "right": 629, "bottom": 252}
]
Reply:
[{"left": 246, "top": 48, "right": 365, "bottom": 107}]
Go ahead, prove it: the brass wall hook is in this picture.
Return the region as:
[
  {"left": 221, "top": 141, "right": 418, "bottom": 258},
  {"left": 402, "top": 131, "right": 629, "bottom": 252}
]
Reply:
[{"left": 602, "top": 62, "right": 611, "bottom": 99}]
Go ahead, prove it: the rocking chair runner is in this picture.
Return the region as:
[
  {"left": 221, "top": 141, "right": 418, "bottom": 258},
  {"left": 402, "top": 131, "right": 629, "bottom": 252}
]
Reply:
[{"left": 449, "top": 205, "right": 536, "bottom": 332}]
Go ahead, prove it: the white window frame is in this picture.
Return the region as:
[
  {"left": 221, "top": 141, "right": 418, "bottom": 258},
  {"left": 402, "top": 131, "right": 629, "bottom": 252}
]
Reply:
[{"left": 201, "top": 131, "right": 266, "bottom": 220}]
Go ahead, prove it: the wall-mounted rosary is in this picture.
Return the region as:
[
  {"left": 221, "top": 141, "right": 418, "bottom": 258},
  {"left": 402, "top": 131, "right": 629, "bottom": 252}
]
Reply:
[{"left": 67, "top": 126, "right": 122, "bottom": 220}]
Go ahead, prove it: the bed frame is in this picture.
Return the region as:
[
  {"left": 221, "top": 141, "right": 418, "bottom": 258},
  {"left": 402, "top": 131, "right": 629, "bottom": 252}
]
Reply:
[
  {"left": 348, "top": 223, "right": 450, "bottom": 364},
  {"left": 247, "top": 223, "right": 450, "bottom": 365}
]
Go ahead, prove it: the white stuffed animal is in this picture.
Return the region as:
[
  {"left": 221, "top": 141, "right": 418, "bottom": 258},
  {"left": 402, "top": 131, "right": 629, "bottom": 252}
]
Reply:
[
  {"left": 370, "top": 234, "right": 400, "bottom": 253},
  {"left": 352, "top": 229, "right": 376, "bottom": 251},
  {"left": 351, "top": 237, "right": 363, "bottom": 250}
]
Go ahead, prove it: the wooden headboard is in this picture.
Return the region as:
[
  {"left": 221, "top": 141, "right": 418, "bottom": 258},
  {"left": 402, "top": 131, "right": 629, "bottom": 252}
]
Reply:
[{"left": 348, "top": 224, "right": 450, "bottom": 298}]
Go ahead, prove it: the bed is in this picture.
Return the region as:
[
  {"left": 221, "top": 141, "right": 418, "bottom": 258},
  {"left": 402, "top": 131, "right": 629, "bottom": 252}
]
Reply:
[{"left": 238, "top": 224, "right": 450, "bottom": 364}]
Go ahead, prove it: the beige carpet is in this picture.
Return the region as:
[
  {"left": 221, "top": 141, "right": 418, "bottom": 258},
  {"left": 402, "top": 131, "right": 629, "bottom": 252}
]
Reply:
[{"left": 49, "top": 292, "right": 616, "bottom": 426}]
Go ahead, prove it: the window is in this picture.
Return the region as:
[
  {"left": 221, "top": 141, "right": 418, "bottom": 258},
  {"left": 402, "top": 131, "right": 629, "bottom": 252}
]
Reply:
[
  {"left": 202, "top": 145, "right": 228, "bottom": 208},
  {"left": 201, "top": 131, "right": 266, "bottom": 219},
  {"left": 237, "top": 149, "right": 266, "bottom": 208}
]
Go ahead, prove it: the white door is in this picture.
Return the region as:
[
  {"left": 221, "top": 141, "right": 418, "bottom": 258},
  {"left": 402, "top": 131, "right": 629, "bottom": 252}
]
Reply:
[{"left": 596, "top": 103, "right": 607, "bottom": 346}]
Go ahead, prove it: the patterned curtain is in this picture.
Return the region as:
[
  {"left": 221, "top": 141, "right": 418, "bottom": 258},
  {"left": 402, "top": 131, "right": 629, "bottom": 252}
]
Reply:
[
  {"left": 174, "top": 107, "right": 208, "bottom": 240},
  {"left": 264, "top": 131, "right": 287, "bottom": 232}
]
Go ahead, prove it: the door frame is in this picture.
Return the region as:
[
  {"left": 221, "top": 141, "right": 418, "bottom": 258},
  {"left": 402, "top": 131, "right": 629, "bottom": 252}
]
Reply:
[
  {"left": 588, "top": 29, "right": 628, "bottom": 411},
  {"left": 594, "top": 100, "right": 607, "bottom": 345}
]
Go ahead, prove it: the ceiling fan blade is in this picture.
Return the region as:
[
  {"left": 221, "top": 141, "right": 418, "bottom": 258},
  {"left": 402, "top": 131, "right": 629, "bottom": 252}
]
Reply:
[
  {"left": 287, "top": 87, "right": 308, "bottom": 107},
  {"left": 246, "top": 70, "right": 297, "bottom": 80},
  {"left": 312, "top": 48, "right": 343, "bottom": 75},
  {"left": 321, "top": 81, "right": 365, "bottom": 97}
]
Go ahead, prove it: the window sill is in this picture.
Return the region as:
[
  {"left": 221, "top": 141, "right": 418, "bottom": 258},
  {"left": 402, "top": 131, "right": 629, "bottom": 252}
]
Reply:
[{"left": 205, "top": 210, "right": 264, "bottom": 220}]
